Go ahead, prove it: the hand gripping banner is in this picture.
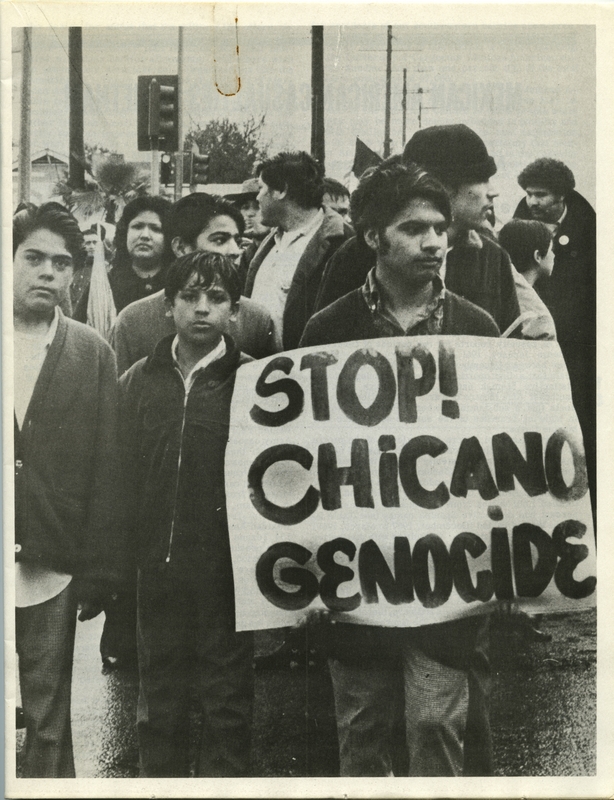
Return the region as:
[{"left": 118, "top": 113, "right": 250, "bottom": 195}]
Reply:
[{"left": 226, "top": 337, "right": 596, "bottom": 631}]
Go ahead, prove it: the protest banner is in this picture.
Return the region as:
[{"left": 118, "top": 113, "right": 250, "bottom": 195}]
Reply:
[{"left": 227, "top": 336, "right": 595, "bottom": 632}]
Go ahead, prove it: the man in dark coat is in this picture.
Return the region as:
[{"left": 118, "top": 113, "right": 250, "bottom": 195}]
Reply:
[
  {"left": 13, "top": 202, "right": 125, "bottom": 777},
  {"left": 243, "top": 151, "right": 353, "bottom": 350},
  {"left": 514, "top": 158, "right": 596, "bottom": 512},
  {"left": 315, "top": 124, "right": 520, "bottom": 335},
  {"left": 301, "top": 162, "right": 499, "bottom": 778}
]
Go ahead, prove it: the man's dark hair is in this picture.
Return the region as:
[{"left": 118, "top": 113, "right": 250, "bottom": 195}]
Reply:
[
  {"left": 517, "top": 158, "right": 576, "bottom": 198},
  {"left": 323, "top": 177, "right": 350, "bottom": 200},
  {"left": 165, "top": 251, "right": 242, "bottom": 306},
  {"left": 13, "top": 201, "right": 84, "bottom": 266},
  {"left": 169, "top": 192, "right": 244, "bottom": 246},
  {"left": 350, "top": 157, "right": 452, "bottom": 237},
  {"left": 113, "top": 195, "right": 174, "bottom": 271},
  {"left": 257, "top": 151, "right": 324, "bottom": 209},
  {"left": 498, "top": 219, "right": 553, "bottom": 274}
]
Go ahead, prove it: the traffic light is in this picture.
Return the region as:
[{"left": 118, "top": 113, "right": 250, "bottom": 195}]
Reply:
[
  {"left": 160, "top": 153, "right": 174, "bottom": 186},
  {"left": 189, "top": 152, "right": 210, "bottom": 185},
  {"left": 137, "top": 75, "right": 179, "bottom": 152}
]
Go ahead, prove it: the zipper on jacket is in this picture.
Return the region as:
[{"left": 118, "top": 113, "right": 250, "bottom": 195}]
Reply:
[{"left": 165, "top": 375, "right": 189, "bottom": 564}]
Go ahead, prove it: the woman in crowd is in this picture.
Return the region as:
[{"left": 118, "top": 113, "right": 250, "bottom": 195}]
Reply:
[{"left": 74, "top": 195, "right": 173, "bottom": 320}]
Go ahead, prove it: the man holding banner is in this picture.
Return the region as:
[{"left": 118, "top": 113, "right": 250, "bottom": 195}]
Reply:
[
  {"left": 300, "top": 160, "right": 499, "bottom": 777},
  {"left": 225, "top": 158, "right": 595, "bottom": 779}
]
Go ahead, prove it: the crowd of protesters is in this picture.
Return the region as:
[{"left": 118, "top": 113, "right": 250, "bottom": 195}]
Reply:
[{"left": 13, "top": 124, "right": 595, "bottom": 778}]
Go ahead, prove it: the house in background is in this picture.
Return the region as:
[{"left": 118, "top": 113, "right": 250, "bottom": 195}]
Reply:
[{"left": 12, "top": 148, "right": 68, "bottom": 208}]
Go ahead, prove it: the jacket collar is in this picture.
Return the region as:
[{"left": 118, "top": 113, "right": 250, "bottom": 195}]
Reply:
[
  {"left": 270, "top": 205, "right": 348, "bottom": 246},
  {"left": 452, "top": 227, "right": 484, "bottom": 251},
  {"left": 144, "top": 331, "right": 241, "bottom": 379}
]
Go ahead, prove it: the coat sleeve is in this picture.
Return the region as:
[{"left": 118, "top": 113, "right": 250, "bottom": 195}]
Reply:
[
  {"left": 497, "top": 245, "right": 523, "bottom": 337},
  {"left": 117, "top": 365, "right": 147, "bottom": 567},
  {"left": 110, "top": 313, "right": 133, "bottom": 377}
]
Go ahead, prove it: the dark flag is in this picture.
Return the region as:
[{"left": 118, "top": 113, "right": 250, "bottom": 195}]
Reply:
[{"left": 352, "top": 137, "right": 383, "bottom": 177}]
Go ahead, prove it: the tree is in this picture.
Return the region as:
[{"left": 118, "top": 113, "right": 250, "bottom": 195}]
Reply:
[
  {"left": 184, "top": 116, "right": 269, "bottom": 184},
  {"left": 54, "top": 144, "right": 150, "bottom": 223}
]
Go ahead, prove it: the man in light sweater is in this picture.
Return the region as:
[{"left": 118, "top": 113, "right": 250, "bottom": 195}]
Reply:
[{"left": 13, "top": 202, "right": 125, "bottom": 776}]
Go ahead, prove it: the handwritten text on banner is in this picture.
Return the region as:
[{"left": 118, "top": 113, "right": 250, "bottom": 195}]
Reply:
[{"left": 226, "top": 337, "right": 596, "bottom": 631}]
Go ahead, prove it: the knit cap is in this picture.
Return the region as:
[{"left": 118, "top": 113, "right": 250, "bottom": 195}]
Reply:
[{"left": 403, "top": 124, "right": 496, "bottom": 186}]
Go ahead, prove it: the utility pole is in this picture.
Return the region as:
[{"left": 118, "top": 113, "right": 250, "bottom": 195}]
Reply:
[
  {"left": 174, "top": 27, "right": 184, "bottom": 201},
  {"left": 383, "top": 26, "right": 392, "bottom": 158},
  {"left": 68, "top": 28, "right": 85, "bottom": 190},
  {"left": 311, "top": 26, "right": 325, "bottom": 167},
  {"left": 402, "top": 67, "right": 407, "bottom": 147},
  {"left": 18, "top": 28, "right": 32, "bottom": 204}
]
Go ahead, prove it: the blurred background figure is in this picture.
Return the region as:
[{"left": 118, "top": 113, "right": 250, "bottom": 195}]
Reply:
[
  {"left": 498, "top": 219, "right": 556, "bottom": 341},
  {"left": 322, "top": 177, "right": 351, "bottom": 223},
  {"left": 83, "top": 227, "right": 99, "bottom": 265},
  {"left": 70, "top": 223, "right": 110, "bottom": 313},
  {"left": 225, "top": 179, "right": 272, "bottom": 287},
  {"left": 225, "top": 179, "right": 270, "bottom": 242}
]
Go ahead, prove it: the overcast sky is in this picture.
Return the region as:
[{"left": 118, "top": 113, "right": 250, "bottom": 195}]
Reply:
[{"left": 12, "top": 24, "right": 595, "bottom": 218}]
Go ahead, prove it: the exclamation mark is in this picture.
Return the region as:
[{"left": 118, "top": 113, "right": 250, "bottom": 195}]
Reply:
[{"left": 439, "top": 341, "right": 459, "bottom": 419}]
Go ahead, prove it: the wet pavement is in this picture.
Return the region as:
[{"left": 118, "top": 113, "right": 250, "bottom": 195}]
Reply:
[{"left": 16, "top": 607, "right": 596, "bottom": 778}]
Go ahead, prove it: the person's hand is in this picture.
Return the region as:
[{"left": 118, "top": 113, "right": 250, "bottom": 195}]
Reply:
[
  {"left": 77, "top": 600, "right": 104, "bottom": 622},
  {"left": 292, "top": 607, "right": 332, "bottom": 630}
]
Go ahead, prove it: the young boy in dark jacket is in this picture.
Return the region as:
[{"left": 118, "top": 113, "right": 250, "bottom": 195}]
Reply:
[{"left": 119, "top": 251, "right": 253, "bottom": 777}]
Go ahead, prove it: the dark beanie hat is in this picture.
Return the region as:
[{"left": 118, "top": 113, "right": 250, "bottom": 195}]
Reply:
[{"left": 403, "top": 124, "right": 496, "bottom": 186}]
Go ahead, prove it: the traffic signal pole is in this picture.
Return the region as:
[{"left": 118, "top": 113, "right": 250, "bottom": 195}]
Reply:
[
  {"left": 151, "top": 147, "right": 160, "bottom": 195},
  {"left": 149, "top": 78, "right": 161, "bottom": 194},
  {"left": 174, "top": 27, "right": 184, "bottom": 201}
]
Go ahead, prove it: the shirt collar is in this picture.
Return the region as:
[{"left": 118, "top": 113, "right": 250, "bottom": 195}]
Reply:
[
  {"left": 171, "top": 335, "right": 227, "bottom": 391},
  {"left": 363, "top": 268, "right": 445, "bottom": 311},
  {"left": 15, "top": 306, "right": 59, "bottom": 345},
  {"left": 449, "top": 228, "right": 483, "bottom": 253},
  {"left": 363, "top": 267, "right": 446, "bottom": 306}
]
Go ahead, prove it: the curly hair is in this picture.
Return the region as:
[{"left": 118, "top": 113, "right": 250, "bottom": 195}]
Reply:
[
  {"left": 257, "top": 151, "right": 324, "bottom": 209},
  {"left": 169, "top": 192, "right": 244, "bottom": 246},
  {"left": 112, "top": 195, "right": 174, "bottom": 271},
  {"left": 350, "top": 156, "right": 452, "bottom": 238},
  {"left": 517, "top": 158, "right": 575, "bottom": 198},
  {"left": 13, "top": 201, "right": 84, "bottom": 267},
  {"left": 165, "top": 251, "right": 242, "bottom": 306}
]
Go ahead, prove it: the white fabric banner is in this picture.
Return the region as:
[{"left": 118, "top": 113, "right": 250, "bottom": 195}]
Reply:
[{"left": 226, "top": 337, "right": 596, "bottom": 632}]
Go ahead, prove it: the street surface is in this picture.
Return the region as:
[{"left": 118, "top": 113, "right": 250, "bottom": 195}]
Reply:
[{"left": 15, "top": 607, "right": 596, "bottom": 778}]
